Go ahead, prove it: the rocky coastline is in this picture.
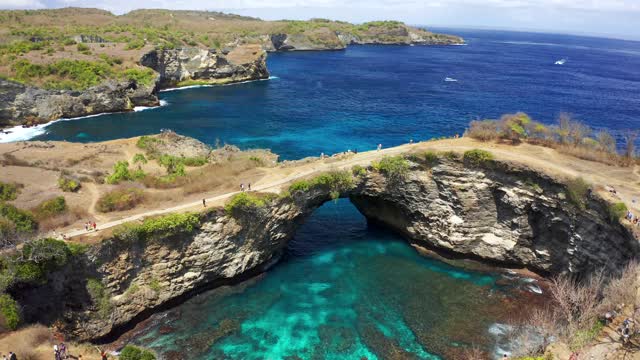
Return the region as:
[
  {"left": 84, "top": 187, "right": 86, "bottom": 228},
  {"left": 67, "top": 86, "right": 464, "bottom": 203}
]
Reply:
[
  {"left": 5, "top": 155, "right": 636, "bottom": 342},
  {"left": 0, "top": 26, "right": 463, "bottom": 130}
]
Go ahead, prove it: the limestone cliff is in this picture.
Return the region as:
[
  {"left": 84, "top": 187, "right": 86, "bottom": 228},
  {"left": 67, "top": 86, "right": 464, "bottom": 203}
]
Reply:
[
  {"left": 140, "top": 44, "right": 269, "bottom": 88},
  {"left": 8, "top": 155, "right": 635, "bottom": 341},
  {"left": 243, "top": 25, "right": 464, "bottom": 51},
  {"left": 0, "top": 78, "right": 158, "bottom": 128}
]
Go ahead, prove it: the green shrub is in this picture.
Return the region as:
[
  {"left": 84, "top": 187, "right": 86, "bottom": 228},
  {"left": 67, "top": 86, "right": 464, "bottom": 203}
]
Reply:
[
  {"left": 113, "top": 212, "right": 200, "bottom": 242},
  {"left": 607, "top": 202, "right": 627, "bottom": 224},
  {"left": 132, "top": 153, "right": 147, "bottom": 165},
  {"left": 180, "top": 156, "right": 208, "bottom": 167},
  {"left": 372, "top": 156, "right": 409, "bottom": 178},
  {"left": 123, "top": 68, "right": 156, "bottom": 86},
  {"left": 149, "top": 278, "right": 161, "bottom": 292},
  {"left": 463, "top": 149, "right": 494, "bottom": 166},
  {"left": 352, "top": 165, "right": 367, "bottom": 177},
  {"left": 125, "top": 38, "right": 145, "bottom": 50},
  {"left": 423, "top": 151, "right": 439, "bottom": 167},
  {"left": 86, "top": 278, "right": 112, "bottom": 319},
  {"left": 566, "top": 177, "right": 590, "bottom": 210},
  {"left": 249, "top": 156, "right": 264, "bottom": 166},
  {"left": 96, "top": 188, "right": 144, "bottom": 213},
  {"left": 0, "top": 202, "right": 37, "bottom": 233},
  {"left": 58, "top": 176, "right": 81, "bottom": 192},
  {"left": 34, "top": 196, "right": 67, "bottom": 218},
  {"left": 136, "top": 135, "right": 161, "bottom": 151},
  {"left": 158, "top": 155, "right": 186, "bottom": 176},
  {"left": 76, "top": 43, "right": 90, "bottom": 52},
  {"left": 106, "top": 161, "right": 132, "bottom": 184},
  {"left": 120, "top": 345, "right": 156, "bottom": 360},
  {"left": 288, "top": 171, "right": 355, "bottom": 196},
  {"left": 0, "top": 294, "right": 20, "bottom": 330},
  {"left": 0, "top": 182, "right": 20, "bottom": 201},
  {"left": 0, "top": 238, "right": 72, "bottom": 291},
  {"left": 225, "top": 192, "right": 274, "bottom": 215}
]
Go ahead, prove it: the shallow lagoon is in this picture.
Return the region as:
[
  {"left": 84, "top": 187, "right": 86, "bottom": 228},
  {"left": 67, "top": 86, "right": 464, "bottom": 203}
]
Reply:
[{"left": 130, "top": 200, "right": 541, "bottom": 359}]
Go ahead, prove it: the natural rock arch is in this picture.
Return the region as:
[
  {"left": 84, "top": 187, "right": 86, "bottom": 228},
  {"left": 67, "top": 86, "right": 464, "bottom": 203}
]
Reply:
[{"left": 10, "top": 157, "right": 638, "bottom": 341}]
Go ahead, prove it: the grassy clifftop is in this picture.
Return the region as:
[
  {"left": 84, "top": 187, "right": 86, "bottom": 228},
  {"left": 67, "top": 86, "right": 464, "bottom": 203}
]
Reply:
[{"left": 0, "top": 8, "right": 462, "bottom": 90}]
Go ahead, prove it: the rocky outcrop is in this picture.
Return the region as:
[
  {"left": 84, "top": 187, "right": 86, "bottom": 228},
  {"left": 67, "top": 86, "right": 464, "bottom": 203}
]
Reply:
[
  {"left": 140, "top": 44, "right": 269, "bottom": 87},
  {"left": 0, "top": 78, "right": 158, "bottom": 128},
  {"left": 8, "top": 155, "right": 637, "bottom": 341}
]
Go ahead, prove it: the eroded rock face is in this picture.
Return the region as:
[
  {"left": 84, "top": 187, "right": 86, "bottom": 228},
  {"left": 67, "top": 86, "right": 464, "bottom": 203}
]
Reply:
[
  {"left": 140, "top": 44, "right": 269, "bottom": 87},
  {"left": 10, "top": 157, "right": 637, "bottom": 341},
  {"left": 351, "top": 160, "right": 637, "bottom": 275},
  {"left": 0, "top": 79, "right": 158, "bottom": 127}
]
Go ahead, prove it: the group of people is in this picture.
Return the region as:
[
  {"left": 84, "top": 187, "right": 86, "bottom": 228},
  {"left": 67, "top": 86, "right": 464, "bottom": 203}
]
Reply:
[
  {"left": 53, "top": 343, "right": 67, "bottom": 360},
  {"left": 1, "top": 352, "right": 17, "bottom": 360},
  {"left": 84, "top": 221, "right": 97, "bottom": 232},
  {"left": 619, "top": 317, "right": 636, "bottom": 343},
  {"left": 240, "top": 183, "right": 251, "bottom": 192},
  {"left": 626, "top": 209, "right": 640, "bottom": 227}
]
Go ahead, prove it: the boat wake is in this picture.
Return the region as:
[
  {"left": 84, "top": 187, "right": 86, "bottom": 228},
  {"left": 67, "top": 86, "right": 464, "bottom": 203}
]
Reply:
[
  {"left": 554, "top": 58, "right": 567, "bottom": 65},
  {"left": 444, "top": 77, "right": 458, "bottom": 82}
]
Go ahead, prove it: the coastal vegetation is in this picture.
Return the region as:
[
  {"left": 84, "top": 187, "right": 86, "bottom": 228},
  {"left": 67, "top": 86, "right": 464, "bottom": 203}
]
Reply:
[
  {"left": 225, "top": 192, "right": 277, "bottom": 215},
  {"left": 512, "top": 262, "right": 640, "bottom": 357},
  {"left": 97, "top": 187, "right": 145, "bottom": 213},
  {"left": 120, "top": 345, "right": 156, "bottom": 360},
  {"left": 57, "top": 175, "right": 81, "bottom": 192},
  {"left": 466, "top": 112, "right": 638, "bottom": 166},
  {"left": 0, "top": 181, "right": 20, "bottom": 201},
  {"left": 0, "top": 8, "right": 459, "bottom": 90},
  {"left": 371, "top": 156, "right": 410, "bottom": 179},
  {"left": 288, "top": 170, "right": 355, "bottom": 200},
  {"left": 113, "top": 212, "right": 201, "bottom": 243},
  {"left": 462, "top": 149, "right": 494, "bottom": 167}
]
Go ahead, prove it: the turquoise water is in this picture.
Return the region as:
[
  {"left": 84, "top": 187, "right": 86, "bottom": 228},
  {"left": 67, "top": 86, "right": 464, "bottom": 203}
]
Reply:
[{"left": 130, "top": 200, "right": 537, "bottom": 359}]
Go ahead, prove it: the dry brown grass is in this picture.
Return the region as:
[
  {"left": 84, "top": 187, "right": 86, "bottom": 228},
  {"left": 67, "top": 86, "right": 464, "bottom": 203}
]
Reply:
[
  {"left": 0, "top": 324, "right": 51, "bottom": 360},
  {"left": 554, "top": 144, "right": 632, "bottom": 167},
  {"left": 37, "top": 206, "right": 90, "bottom": 232},
  {"left": 0, "top": 324, "right": 106, "bottom": 360}
]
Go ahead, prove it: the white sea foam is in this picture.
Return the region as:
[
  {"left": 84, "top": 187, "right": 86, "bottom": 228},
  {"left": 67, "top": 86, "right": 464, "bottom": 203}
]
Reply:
[
  {"left": 526, "top": 284, "right": 543, "bottom": 294},
  {"left": 133, "top": 99, "right": 169, "bottom": 112},
  {"left": 444, "top": 77, "right": 458, "bottom": 82},
  {"left": 0, "top": 100, "right": 169, "bottom": 143},
  {"left": 159, "top": 76, "right": 277, "bottom": 93}
]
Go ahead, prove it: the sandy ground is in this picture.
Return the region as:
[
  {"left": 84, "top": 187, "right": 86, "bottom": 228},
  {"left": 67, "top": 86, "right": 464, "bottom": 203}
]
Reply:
[{"left": 1, "top": 137, "right": 639, "bottom": 242}]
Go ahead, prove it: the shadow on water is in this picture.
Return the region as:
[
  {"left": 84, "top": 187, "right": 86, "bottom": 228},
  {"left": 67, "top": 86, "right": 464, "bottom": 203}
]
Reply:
[{"left": 128, "top": 199, "right": 544, "bottom": 359}]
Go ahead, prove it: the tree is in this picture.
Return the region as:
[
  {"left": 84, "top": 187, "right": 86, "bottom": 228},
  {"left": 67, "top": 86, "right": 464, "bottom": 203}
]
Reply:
[
  {"left": 596, "top": 130, "right": 617, "bottom": 153},
  {"left": 624, "top": 130, "right": 638, "bottom": 159}
]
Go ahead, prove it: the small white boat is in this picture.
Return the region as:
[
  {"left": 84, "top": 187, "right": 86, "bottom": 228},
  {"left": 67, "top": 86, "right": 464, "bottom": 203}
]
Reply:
[
  {"left": 444, "top": 77, "right": 458, "bottom": 82},
  {"left": 555, "top": 58, "right": 567, "bottom": 65}
]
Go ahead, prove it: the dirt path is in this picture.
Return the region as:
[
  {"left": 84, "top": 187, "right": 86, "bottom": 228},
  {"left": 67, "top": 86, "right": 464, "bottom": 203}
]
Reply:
[{"left": 64, "top": 139, "right": 640, "bottom": 240}]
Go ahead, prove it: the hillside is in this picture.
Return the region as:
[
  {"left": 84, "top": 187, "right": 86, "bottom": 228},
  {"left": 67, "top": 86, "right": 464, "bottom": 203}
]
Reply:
[{"left": 0, "top": 8, "right": 463, "bottom": 91}]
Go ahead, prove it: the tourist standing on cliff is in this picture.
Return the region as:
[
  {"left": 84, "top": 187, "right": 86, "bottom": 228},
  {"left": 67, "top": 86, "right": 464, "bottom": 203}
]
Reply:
[{"left": 377, "top": 144, "right": 382, "bottom": 151}]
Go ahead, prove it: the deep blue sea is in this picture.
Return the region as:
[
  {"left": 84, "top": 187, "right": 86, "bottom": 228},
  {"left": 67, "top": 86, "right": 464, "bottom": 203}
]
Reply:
[{"left": 11, "top": 29, "right": 640, "bottom": 160}]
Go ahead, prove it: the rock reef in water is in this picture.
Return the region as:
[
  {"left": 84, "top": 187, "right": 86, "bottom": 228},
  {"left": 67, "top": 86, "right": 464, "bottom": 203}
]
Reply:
[{"left": 7, "top": 155, "right": 636, "bottom": 341}]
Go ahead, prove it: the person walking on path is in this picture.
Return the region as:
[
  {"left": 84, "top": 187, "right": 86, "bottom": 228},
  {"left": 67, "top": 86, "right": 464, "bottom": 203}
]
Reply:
[
  {"left": 240, "top": 183, "right": 245, "bottom": 192},
  {"left": 8, "top": 352, "right": 16, "bottom": 360},
  {"left": 248, "top": 183, "right": 251, "bottom": 191},
  {"left": 377, "top": 144, "right": 382, "bottom": 151},
  {"left": 92, "top": 222, "right": 97, "bottom": 231},
  {"left": 202, "top": 198, "right": 206, "bottom": 207}
]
